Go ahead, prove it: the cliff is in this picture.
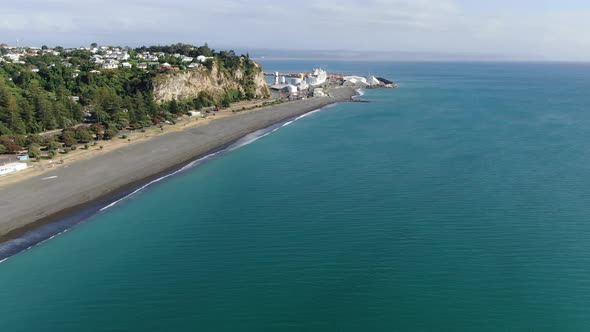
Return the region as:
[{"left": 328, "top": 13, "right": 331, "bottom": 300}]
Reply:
[{"left": 153, "top": 59, "right": 270, "bottom": 103}]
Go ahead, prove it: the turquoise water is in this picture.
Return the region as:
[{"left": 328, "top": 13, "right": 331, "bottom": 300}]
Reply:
[{"left": 2, "top": 62, "right": 590, "bottom": 330}]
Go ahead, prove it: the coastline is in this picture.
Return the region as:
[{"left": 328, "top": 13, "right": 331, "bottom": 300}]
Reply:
[{"left": 0, "top": 87, "right": 357, "bottom": 259}]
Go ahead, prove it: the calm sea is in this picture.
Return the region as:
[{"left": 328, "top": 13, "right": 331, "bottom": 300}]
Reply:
[{"left": 2, "top": 61, "right": 590, "bottom": 331}]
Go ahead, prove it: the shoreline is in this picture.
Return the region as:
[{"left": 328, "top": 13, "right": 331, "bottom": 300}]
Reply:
[{"left": 0, "top": 87, "right": 357, "bottom": 260}]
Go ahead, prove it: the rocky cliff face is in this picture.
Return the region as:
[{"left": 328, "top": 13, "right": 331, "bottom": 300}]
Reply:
[{"left": 153, "top": 59, "right": 269, "bottom": 102}]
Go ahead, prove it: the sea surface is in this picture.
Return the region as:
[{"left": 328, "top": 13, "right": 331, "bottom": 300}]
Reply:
[{"left": 2, "top": 61, "right": 590, "bottom": 331}]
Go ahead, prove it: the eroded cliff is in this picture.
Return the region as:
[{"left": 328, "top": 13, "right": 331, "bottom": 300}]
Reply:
[{"left": 153, "top": 59, "right": 270, "bottom": 103}]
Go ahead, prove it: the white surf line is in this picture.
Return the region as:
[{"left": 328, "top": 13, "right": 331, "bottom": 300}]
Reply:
[
  {"left": 42, "top": 176, "right": 58, "bottom": 180},
  {"left": 0, "top": 106, "right": 337, "bottom": 263},
  {"left": 101, "top": 106, "right": 330, "bottom": 212},
  {"left": 99, "top": 152, "right": 218, "bottom": 212}
]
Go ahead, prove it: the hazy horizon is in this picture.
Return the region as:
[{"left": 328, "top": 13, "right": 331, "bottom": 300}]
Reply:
[{"left": 2, "top": 0, "right": 590, "bottom": 61}]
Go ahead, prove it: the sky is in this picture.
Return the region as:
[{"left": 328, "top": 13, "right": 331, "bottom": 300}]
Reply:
[{"left": 2, "top": 0, "right": 590, "bottom": 61}]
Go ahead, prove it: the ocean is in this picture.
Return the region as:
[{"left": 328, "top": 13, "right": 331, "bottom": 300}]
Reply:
[{"left": 2, "top": 61, "right": 590, "bottom": 331}]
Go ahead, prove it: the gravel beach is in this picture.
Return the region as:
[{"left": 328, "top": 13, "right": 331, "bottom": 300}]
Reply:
[{"left": 0, "top": 87, "right": 356, "bottom": 241}]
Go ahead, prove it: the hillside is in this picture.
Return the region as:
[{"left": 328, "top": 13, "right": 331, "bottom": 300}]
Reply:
[{"left": 0, "top": 43, "right": 270, "bottom": 155}]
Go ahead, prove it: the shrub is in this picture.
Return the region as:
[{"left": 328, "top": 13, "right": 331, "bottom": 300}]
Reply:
[{"left": 28, "top": 144, "right": 41, "bottom": 159}]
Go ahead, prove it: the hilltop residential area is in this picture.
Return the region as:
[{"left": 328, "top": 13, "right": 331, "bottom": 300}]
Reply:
[{"left": 0, "top": 43, "right": 214, "bottom": 72}]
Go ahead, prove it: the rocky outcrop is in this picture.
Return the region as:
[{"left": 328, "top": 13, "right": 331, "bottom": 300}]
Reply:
[{"left": 153, "top": 59, "right": 270, "bottom": 102}]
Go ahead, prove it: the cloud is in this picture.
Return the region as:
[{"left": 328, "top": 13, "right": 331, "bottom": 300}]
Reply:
[{"left": 1, "top": 0, "right": 590, "bottom": 60}]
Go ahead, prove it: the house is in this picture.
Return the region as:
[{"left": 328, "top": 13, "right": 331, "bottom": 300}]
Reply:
[
  {"left": 102, "top": 60, "right": 119, "bottom": 69},
  {"left": 188, "top": 63, "right": 199, "bottom": 68},
  {"left": 181, "top": 56, "right": 193, "bottom": 62},
  {"left": 118, "top": 52, "right": 130, "bottom": 61},
  {"left": 0, "top": 162, "right": 27, "bottom": 176},
  {"left": 4, "top": 54, "right": 20, "bottom": 62},
  {"left": 161, "top": 62, "right": 172, "bottom": 68},
  {"left": 30, "top": 68, "right": 40, "bottom": 73},
  {"left": 121, "top": 62, "right": 132, "bottom": 68},
  {"left": 89, "top": 70, "right": 101, "bottom": 74},
  {"left": 137, "top": 63, "right": 148, "bottom": 69},
  {"left": 196, "top": 55, "right": 213, "bottom": 63}
]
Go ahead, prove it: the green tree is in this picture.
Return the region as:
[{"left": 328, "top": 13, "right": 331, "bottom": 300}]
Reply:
[
  {"left": 75, "top": 127, "right": 93, "bottom": 143},
  {"left": 103, "top": 127, "right": 119, "bottom": 140},
  {"left": 47, "top": 139, "right": 61, "bottom": 152},
  {"left": 168, "top": 99, "right": 180, "bottom": 114},
  {"left": 61, "top": 131, "right": 77, "bottom": 147},
  {"left": 26, "top": 134, "right": 45, "bottom": 147},
  {"left": 28, "top": 144, "right": 41, "bottom": 159}
]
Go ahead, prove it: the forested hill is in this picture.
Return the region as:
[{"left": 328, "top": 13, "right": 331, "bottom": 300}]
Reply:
[{"left": 0, "top": 43, "right": 268, "bottom": 139}]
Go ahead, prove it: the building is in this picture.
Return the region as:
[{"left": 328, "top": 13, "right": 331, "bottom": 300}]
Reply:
[
  {"left": 196, "top": 55, "right": 213, "bottom": 63},
  {"left": 102, "top": 60, "right": 119, "bottom": 69},
  {"left": 313, "top": 88, "right": 326, "bottom": 97},
  {"left": 0, "top": 162, "right": 27, "bottom": 176}
]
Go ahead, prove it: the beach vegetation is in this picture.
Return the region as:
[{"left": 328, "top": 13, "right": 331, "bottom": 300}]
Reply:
[
  {"left": 75, "top": 127, "right": 93, "bottom": 143},
  {"left": 28, "top": 144, "right": 41, "bottom": 159},
  {"left": 46, "top": 139, "right": 61, "bottom": 152},
  {"left": 61, "top": 130, "right": 78, "bottom": 147},
  {"left": 26, "top": 134, "right": 45, "bottom": 147},
  {"left": 103, "top": 127, "right": 119, "bottom": 140}
]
